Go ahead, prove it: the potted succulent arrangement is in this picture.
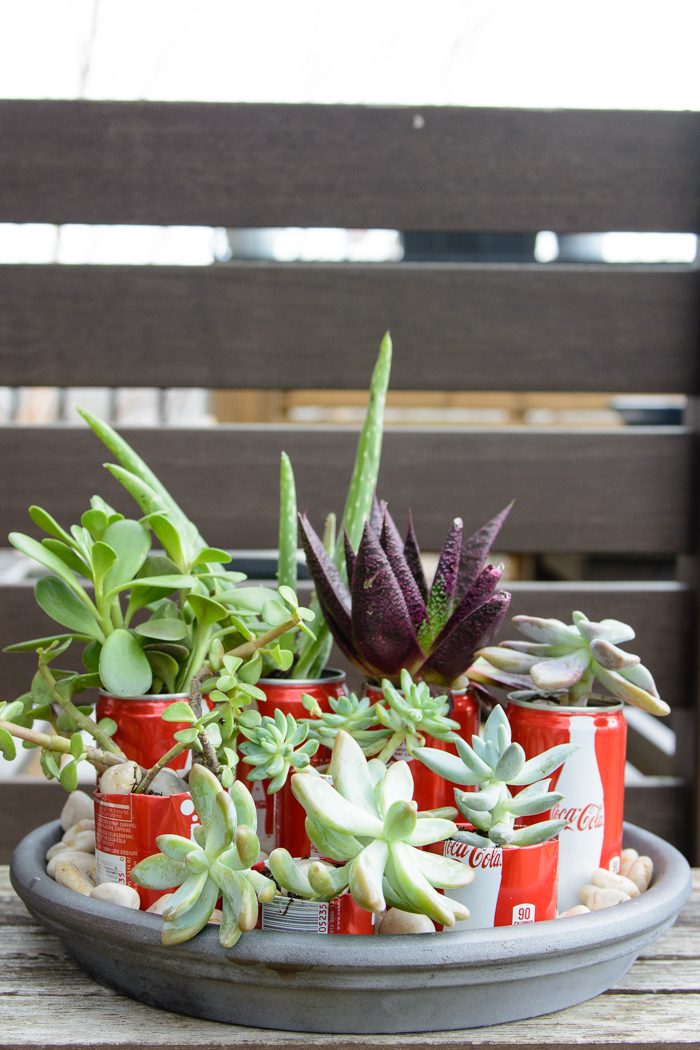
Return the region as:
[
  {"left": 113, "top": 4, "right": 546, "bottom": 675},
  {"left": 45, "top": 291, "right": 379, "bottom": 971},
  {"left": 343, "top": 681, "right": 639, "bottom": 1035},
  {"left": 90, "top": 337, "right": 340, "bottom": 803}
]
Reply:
[{"left": 470, "top": 612, "right": 670, "bottom": 908}]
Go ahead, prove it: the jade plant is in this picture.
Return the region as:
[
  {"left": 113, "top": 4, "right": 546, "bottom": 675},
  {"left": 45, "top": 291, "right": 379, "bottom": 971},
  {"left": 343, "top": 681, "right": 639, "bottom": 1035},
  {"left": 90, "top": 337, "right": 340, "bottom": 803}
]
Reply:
[
  {"left": 414, "top": 705, "right": 577, "bottom": 848},
  {"left": 275, "top": 332, "right": 392, "bottom": 679},
  {"left": 298, "top": 500, "right": 512, "bottom": 685},
  {"left": 268, "top": 730, "right": 473, "bottom": 927},
  {"left": 471, "top": 611, "right": 670, "bottom": 716},
  {"left": 130, "top": 765, "right": 276, "bottom": 946}
]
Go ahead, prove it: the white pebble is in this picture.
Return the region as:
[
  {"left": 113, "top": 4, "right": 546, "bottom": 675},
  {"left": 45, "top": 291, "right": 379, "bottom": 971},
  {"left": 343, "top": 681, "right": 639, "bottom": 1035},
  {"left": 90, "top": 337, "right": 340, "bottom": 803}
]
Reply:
[
  {"left": 54, "top": 860, "right": 94, "bottom": 897},
  {"left": 62, "top": 820, "right": 95, "bottom": 846},
  {"left": 99, "top": 762, "right": 140, "bottom": 795},
  {"left": 620, "top": 848, "right": 639, "bottom": 877},
  {"left": 60, "top": 791, "right": 94, "bottom": 832},
  {"left": 379, "top": 908, "right": 436, "bottom": 934},
  {"left": 90, "top": 883, "right": 140, "bottom": 909},
  {"left": 627, "top": 856, "right": 653, "bottom": 893},
  {"left": 61, "top": 830, "right": 95, "bottom": 854},
  {"left": 558, "top": 905, "right": 591, "bottom": 918},
  {"left": 146, "top": 894, "right": 174, "bottom": 915},
  {"left": 47, "top": 851, "right": 96, "bottom": 881},
  {"left": 579, "top": 885, "right": 631, "bottom": 910},
  {"left": 46, "top": 841, "right": 71, "bottom": 862},
  {"left": 208, "top": 909, "right": 223, "bottom": 925},
  {"left": 592, "top": 867, "right": 640, "bottom": 898}
]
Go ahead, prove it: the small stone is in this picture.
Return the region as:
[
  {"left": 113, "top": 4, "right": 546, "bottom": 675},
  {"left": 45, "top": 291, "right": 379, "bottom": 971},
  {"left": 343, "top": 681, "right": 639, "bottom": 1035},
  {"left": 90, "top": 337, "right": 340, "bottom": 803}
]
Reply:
[
  {"left": 47, "top": 851, "right": 96, "bottom": 881},
  {"left": 146, "top": 894, "right": 174, "bottom": 915},
  {"left": 558, "top": 905, "right": 591, "bottom": 918},
  {"left": 60, "top": 791, "right": 94, "bottom": 832},
  {"left": 99, "top": 762, "right": 140, "bottom": 795},
  {"left": 620, "top": 848, "right": 639, "bottom": 877},
  {"left": 208, "top": 909, "right": 223, "bottom": 925},
  {"left": 46, "top": 841, "right": 71, "bottom": 862},
  {"left": 627, "top": 856, "right": 653, "bottom": 893},
  {"left": 62, "top": 820, "right": 95, "bottom": 846},
  {"left": 592, "top": 867, "right": 640, "bottom": 898},
  {"left": 579, "top": 885, "right": 631, "bottom": 910},
  {"left": 62, "top": 830, "right": 95, "bottom": 854},
  {"left": 54, "top": 860, "right": 94, "bottom": 897},
  {"left": 379, "top": 908, "right": 436, "bottom": 934},
  {"left": 90, "top": 883, "right": 140, "bottom": 909},
  {"left": 149, "top": 769, "right": 189, "bottom": 797}
]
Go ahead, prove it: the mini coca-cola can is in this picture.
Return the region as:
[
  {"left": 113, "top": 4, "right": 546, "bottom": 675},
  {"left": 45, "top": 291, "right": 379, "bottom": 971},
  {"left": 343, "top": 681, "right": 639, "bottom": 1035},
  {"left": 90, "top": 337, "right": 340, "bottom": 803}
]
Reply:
[
  {"left": 507, "top": 697, "right": 627, "bottom": 911},
  {"left": 96, "top": 692, "right": 194, "bottom": 774},
  {"left": 93, "top": 790, "right": 199, "bottom": 908},
  {"left": 258, "top": 893, "right": 374, "bottom": 935},
  {"left": 441, "top": 832, "right": 559, "bottom": 929},
  {"left": 366, "top": 683, "right": 480, "bottom": 811},
  {"left": 241, "top": 669, "right": 346, "bottom": 847}
]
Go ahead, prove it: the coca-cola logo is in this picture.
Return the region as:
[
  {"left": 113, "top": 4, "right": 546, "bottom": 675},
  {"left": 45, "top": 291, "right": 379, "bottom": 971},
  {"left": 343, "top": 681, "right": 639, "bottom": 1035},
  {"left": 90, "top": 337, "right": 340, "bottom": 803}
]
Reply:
[
  {"left": 444, "top": 840, "right": 502, "bottom": 869},
  {"left": 551, "top": 802, "right": 605, "bottom": 832}
]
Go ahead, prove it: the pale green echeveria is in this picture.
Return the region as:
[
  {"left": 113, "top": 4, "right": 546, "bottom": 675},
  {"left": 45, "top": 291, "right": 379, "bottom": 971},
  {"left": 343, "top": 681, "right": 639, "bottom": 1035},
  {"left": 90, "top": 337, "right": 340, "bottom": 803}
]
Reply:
[
  {"left": 131, "top": 765, "right": 275, "bottom": 947},
  {"left": 302, "top": 690, "right": 391, "bottom": 756},
  {"left": 238, "top": 709, "right": 319, "bottom": 793},
  {"left": 371, "top": 669, "right": 460, "bottom": 763},
  {"left": 472, "top": 610, "right": 670, "bottom": 716},
  {"left": 270, "top": 730, "right": 474, "bottom": 928},
  {"left": 413, "top": 705, "right": 576, "bottom": 849}
]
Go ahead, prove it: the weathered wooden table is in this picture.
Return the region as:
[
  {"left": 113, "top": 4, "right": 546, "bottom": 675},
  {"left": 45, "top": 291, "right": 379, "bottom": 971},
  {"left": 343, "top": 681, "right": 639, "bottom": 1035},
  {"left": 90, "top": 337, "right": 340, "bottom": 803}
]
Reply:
[{"left": 2, "top": 866, "right": 698, "bottom": 1049}]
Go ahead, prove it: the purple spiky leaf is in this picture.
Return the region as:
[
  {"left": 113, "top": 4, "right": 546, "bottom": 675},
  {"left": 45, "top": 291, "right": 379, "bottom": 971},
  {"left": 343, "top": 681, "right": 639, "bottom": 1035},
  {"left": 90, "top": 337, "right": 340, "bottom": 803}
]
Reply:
[
  {"left": 351, "top": 522, "right": 425, "bottom": 678},
  {"left": 298, "top": 513, "right": 355, "bottom": 657},
  {"left": 403, "top": 510, "right": 428, "bottom": 601},
  {"left": 433, "top": 563, "right": 503, "bottom": 649},
  {"left": 423, "top": 590, "right": 512, "bottom": 683},
  {"left": 424, "top": 517, "right": 463, "bottom": 642},
  {"left": 343, "top": 530, "right": 356, "bottom": 585},
  {"left": 380, "top": 509, "right": 428, "bottom": 633},
  {"left": 456, "top": 503, "right": 513, "bottom": 600},
  {"left": 369, "top": 494, "right": 386, "bottom": 536}
]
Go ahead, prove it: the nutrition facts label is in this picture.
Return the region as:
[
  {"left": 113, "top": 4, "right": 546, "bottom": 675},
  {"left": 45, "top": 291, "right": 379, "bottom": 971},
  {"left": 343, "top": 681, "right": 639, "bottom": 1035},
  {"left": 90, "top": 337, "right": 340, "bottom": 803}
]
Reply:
[{"left": 95, "top": 848, "right": 127, "bottom": 886}]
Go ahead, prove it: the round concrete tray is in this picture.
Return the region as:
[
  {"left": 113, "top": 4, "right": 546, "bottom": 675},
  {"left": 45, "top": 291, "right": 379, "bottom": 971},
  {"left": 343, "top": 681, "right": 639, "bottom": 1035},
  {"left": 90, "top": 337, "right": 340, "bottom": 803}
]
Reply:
[{"left": 10, "top": 821, "right": 691, "bottom": 1034}]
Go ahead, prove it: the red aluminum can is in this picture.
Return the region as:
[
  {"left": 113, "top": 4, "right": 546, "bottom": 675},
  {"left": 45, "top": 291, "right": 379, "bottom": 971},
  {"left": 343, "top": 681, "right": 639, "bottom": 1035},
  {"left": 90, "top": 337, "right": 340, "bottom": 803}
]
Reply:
[
  {"left": 365, "top": 683, "right": 481, "bottom": 812},
  {"left": 258, "top": 892, "right": 374, "bottom": 935},
  {"left": 240, "top": 669, "right": 346, "bottom": 848},
  {"left": 441, "top": 831, "right": 559, "bottom": 929},
  {"left": 93, "top": 789, "right": 199, "bottom": 908},
  {"left": 96, "top": 692, "right": 194, "bottom": 774},
  {"left": 507, "top": 697, "right": 627, "bottom": 911}
]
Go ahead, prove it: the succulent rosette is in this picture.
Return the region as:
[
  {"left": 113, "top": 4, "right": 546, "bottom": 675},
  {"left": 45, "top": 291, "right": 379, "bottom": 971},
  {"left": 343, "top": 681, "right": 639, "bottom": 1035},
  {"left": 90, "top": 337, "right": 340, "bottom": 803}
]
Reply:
[
  {"left": 471, "top": 611, "right": 670, "bottom": 716},
  {"left": 298, "top": 501, "right": 513, "bottom": 685}
]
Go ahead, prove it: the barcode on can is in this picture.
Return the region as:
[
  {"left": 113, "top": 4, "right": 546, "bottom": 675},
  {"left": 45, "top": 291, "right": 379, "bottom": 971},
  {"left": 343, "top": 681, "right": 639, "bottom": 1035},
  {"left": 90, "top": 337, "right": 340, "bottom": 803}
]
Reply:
[
  {"left": 95, "top": 848, "right": 127, "bottom": 886},
  {"left": 262, "top": 897, "right": 329, "bottom": 933}
]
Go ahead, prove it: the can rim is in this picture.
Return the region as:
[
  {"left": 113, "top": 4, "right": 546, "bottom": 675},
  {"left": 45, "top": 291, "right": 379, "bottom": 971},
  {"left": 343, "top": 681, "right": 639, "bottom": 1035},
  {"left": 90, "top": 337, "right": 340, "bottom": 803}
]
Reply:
[
  {"left": 447, "top": 832, "right": 559, "bottom": 855},
  {"left": 506, "top": 695, "right": 625, "bottom": 714},
  {"left": 258, "top": 667, "right": 346, "bottom": 687}
]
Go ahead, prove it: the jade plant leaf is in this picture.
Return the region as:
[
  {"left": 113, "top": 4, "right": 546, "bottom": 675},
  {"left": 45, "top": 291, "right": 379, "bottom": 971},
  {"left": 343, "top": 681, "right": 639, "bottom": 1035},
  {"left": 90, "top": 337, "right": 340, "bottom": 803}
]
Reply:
[{"left": 99, "top": 629, "right": 152, "bottom": 697}]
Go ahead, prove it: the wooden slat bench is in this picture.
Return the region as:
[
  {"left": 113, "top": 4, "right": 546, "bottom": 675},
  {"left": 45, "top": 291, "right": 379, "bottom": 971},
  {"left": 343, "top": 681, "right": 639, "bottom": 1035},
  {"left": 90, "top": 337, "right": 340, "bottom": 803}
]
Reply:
[{"left": 0, "top": 100, "right": 698, "bottom": 863}]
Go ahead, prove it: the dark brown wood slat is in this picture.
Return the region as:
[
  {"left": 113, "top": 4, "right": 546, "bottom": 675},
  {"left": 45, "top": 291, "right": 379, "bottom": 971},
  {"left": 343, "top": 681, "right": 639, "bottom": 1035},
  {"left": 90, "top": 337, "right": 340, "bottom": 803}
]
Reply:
[
  {"left": 0, "top": 426, "right": 690, "bottom": 553},
  {"left": 1, "top": 263, "right": 697, "bottom": 393},
  {"left": 0, "top": 581, "right": 691, "bottom": 713},
  {"left": 1, "top": 102, "right": 699, "bottom": 231}
]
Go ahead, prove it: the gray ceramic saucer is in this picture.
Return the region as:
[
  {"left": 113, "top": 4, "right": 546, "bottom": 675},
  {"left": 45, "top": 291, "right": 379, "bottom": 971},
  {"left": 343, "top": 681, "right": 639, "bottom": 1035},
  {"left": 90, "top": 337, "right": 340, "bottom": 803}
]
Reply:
[{"left": 10, "top": 821, "right": 690, "bottom": 1034}]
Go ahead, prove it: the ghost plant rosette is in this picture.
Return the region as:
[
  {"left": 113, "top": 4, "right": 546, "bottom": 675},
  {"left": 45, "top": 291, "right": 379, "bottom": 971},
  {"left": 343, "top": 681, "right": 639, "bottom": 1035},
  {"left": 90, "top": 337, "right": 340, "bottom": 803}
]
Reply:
[{"left": 299, "top": 502, "right": 513, "bottom": 686}]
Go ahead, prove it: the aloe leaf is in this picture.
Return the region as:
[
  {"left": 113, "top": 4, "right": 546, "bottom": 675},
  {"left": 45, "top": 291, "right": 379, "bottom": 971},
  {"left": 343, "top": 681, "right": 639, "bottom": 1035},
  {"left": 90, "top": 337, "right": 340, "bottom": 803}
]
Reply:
[
  {"left": 348, "top": 839, "right": 388, "bottom": 912},
  {"left": 291, "top": 772, "right": 384, "bottom": 837},
  {"left": 276, "top": 452, "right": 298, "bottom": 651},
  {"left": 329, "top": 730, "right": 379, "bottom": 816},
  {"left": 405, "top": 817, "right": 457, "bottom": 847},
  {"left": 297, "top": 514, "right": 354, "bottom": 653},
  {"left": 423, "top": 590, "right": 511, "bottom": 682},
  {"left": 99, "top": 629, "right": 152, "bottom": 696},
  {"left": 379, "top": 509, "right": 427, "bottom": 632},
  {"left": 350, "top": 523, "right": 424, "bottom": 676},
  {"left": 130, "top": 853, "right": 188, "bottom": 890},
  {"left": 530, "top": 648, "right": 591, "bottom": 691},
  {"left": 162, "top": 877, "right": 218, "bottom": 945},
  {"left": 343, "top": 530, "right": 356, "bottom": 583},
  {"left": 409, "top": 845, "right": 475, "bottom": 889},
  {"left": 403, "top": 511, "right": 428, "bottom": 601},
  {"left": 412, "top": 746, "right": 482, "bottom": 786},
  {"left": 424, "top": 517, "right": 463, "bottom": 643},
  {"left": 379, "top": 759, "right": 414, "bottom": 811},
  {"left": 34, "top": 576, "right": 103, "bottom": 640},
  {"left": 456, "top": 503, "right": 513, "bottom": 600}
]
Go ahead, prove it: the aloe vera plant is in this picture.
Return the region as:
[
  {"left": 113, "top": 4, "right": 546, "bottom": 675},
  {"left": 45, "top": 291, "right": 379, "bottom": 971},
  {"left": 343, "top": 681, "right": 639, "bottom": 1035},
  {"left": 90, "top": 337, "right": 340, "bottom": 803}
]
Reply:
[
  {"left": 299, "top": 501, "right": 512, "bottom": 684},
  {"left": 414, "top": 705, "right": 577, "bottom": 847},
  {"left": 269, "top": 730, "right": 473, "bottom": 927},
  {"left": 131, "top": 765, "right": 276, "bottom": 946},
  {"left": 278, "top": 332, "right": 392, "bottom": 679},
  {"left": 471, "top": 611, "right": 670, "bottom": 716}
]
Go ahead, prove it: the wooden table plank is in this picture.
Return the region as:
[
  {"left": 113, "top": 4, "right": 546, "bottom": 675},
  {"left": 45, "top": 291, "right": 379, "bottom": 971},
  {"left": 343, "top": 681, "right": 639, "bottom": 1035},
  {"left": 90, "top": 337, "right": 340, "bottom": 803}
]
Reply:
[{"left": 1, "top": 867, "right": 698, "bottom": 1049}]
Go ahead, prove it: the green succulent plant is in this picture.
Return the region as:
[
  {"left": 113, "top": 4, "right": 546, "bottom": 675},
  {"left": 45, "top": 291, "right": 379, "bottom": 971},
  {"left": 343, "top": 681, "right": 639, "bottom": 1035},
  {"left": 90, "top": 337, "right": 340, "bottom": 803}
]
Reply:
[
  {"left": 131, "top": 765, "right": 276, "bottom": 946},
  {"left": 371, "top": 669, "right": 460, "bottom": 763},
  {"left": 471, "top": 611, "right": 670, "bottom": 716},
  {"left": 238, "top": 709, "right": 320, "bottom": 792},
  {"left": 413, "top": 705, "right": 577, "bottom": 848},
  {"left": 270, "top": 730, "right": 473, "bottom": 927},
  {"left": 302, "top": 691, "right": 391, "bottom": 757}
]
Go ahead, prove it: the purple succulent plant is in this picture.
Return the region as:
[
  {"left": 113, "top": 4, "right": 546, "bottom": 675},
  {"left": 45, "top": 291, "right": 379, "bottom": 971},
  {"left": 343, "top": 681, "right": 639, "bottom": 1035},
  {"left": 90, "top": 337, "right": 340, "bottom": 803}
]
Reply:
[{"left": 298, "top": 501, "right": 513, "bottom": 686}]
